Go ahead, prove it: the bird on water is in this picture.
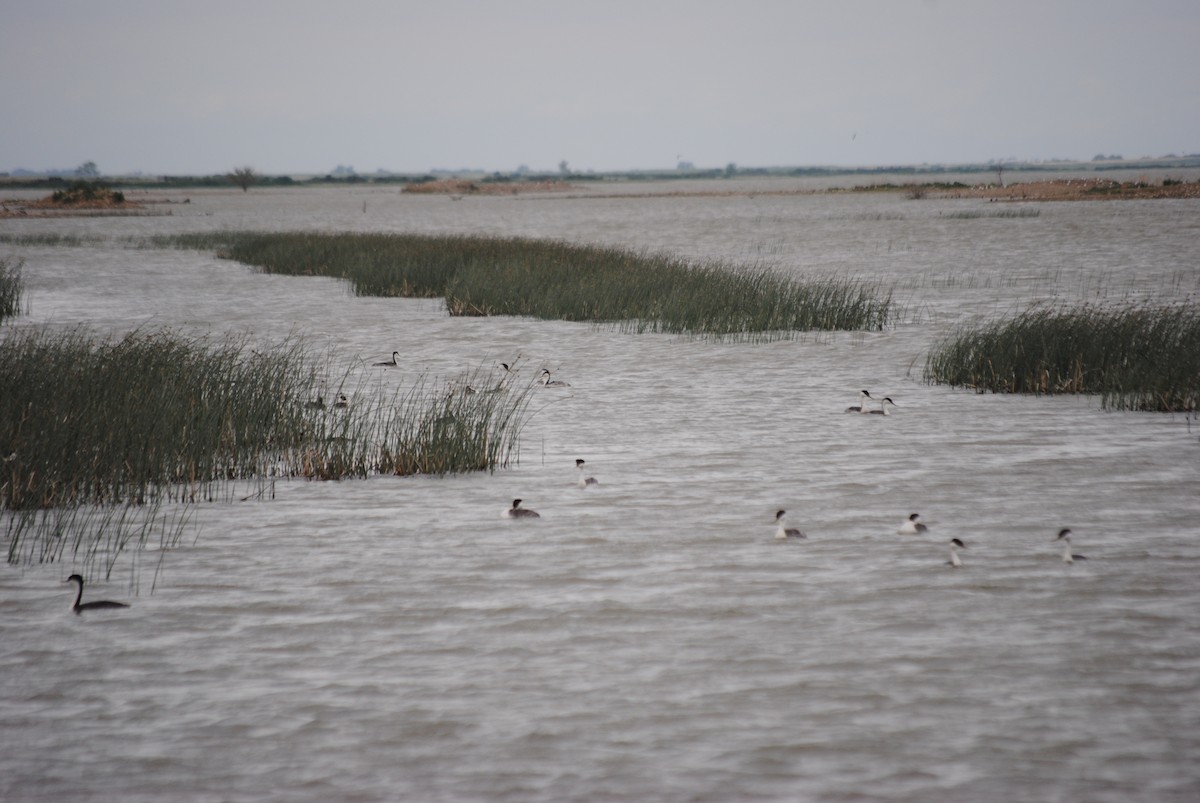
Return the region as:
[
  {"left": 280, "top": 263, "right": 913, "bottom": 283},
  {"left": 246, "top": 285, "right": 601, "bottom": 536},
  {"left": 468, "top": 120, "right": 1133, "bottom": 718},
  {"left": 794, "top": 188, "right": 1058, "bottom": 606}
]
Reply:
[
  {"left": 846, "top": 389, "right": 873, "bottom": 413},
  {"left": 539, "top": 369, "right": 570, "bottom": 387},
  {"left": 66, "top": 574, "right": 129, "bottom": 614},
  {"left": 504, "top": 498, "right": 541, "bottom": 518},
  {"left": 946, "top": 538, "right": 966, "bottom": 567},
  {"left": 576, "top": 459, "right": 600, "bottom": 488},
  {"left": 1056, "top": 528, "right": 1087, "bottom": 563},
  {"left": 373, "top": 351, "right": 400, "bottom": 367},
  {"left": 774, "top": 510, "right": 807, "bottom": 539},
  {"left": 898, "top": 513, "right": 929, "bottom": 534},
  {"left": 869, "top": 397, "right": 898, "bottom": 415}
]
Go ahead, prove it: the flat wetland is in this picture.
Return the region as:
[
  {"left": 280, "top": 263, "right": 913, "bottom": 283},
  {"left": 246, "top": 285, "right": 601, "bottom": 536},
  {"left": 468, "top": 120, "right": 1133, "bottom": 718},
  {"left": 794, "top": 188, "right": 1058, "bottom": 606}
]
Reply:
[{"left": 2, "top": 171, "right": 1199, "bottom": 802}]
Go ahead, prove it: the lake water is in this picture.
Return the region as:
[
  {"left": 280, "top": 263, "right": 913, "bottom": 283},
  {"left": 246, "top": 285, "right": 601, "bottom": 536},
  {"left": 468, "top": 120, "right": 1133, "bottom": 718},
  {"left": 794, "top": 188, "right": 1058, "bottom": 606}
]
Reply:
[{"left": 2, "top": 177, "right": 1199, "bottom": 801}]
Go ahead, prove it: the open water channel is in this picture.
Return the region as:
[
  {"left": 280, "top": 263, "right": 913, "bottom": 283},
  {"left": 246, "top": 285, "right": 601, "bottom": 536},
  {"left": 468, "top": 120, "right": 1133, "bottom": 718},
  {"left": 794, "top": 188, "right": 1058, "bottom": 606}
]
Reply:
[{"left": 2, "top": 174, "right": 1199, "bottom": 801}]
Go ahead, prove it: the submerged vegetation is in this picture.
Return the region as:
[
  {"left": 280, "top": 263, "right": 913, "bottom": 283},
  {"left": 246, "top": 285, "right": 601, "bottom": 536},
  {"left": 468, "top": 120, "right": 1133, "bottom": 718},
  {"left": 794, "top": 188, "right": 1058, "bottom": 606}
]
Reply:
[
  {"left": 924, "top": 303, "right": 1200, "bottom": 412},
  {"left": 0, "top": 258, "right": 23, "bottom": 321},
  {"left": 157, "top": 231, "right": 895, "bottom": 336},
  {"left": 1, "top": 328, "right": 532, "bottom": 575}
]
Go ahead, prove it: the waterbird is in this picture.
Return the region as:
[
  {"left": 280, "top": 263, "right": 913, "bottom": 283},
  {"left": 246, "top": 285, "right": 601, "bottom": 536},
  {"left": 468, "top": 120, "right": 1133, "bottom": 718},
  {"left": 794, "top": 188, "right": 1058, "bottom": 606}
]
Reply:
[
  {"left": 774, "top": 510, "right": 807, "bottom": 539},
  {"left": 869, "top": 397, "right": 898, "bottom": 415},
  {"left": 332, "top": 393, "right": 349, "bottom": 408},
  {"left": 504, "top": 498, "right": 541, "bottom": 519},
  {"left": 898, "top": 513, "right": 929, "bottom": 534},
  {"left": 576, "top": 459, "right": 600, "bottom": 488},
  {"left": 66, "top": 574, "right": 129, "bottom": 614},
  {"left": 946, "top": 538, "right": 966, "bottom": 567},
  {"left": 373, "top": 351, "right": 400, "bottom": 367},
  {"left": 1055, "top": 528, "right": 1087, "bottom": 563},
  {"left": 539, "top": 369, "right": 571, "bottom": 387},
  {"left": 845, "top": 389, "right": 873, "bottom": 413}
]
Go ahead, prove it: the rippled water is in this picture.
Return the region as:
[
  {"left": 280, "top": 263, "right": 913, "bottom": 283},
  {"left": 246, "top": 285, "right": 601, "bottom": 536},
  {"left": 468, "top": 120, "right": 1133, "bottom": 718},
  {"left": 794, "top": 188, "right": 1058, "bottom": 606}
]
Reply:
[{"left": 3, "top": 179, "right": 1200, "bottom": 801}]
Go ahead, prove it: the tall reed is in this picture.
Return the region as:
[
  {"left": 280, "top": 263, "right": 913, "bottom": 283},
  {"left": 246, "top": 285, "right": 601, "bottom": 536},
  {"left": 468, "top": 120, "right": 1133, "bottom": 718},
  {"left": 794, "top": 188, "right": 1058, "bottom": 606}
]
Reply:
[
  {"left": 156, "top": 231, "right": 895, "bottom": 335},
  {"left": 0, "top": 257, "right": 23, "bottom": 321},
  {"left": 924, "top": 303, "right": 1200, "bottom": 412},
  {"left": 1, "top": 328, "right": 534, "bottom": 575}
]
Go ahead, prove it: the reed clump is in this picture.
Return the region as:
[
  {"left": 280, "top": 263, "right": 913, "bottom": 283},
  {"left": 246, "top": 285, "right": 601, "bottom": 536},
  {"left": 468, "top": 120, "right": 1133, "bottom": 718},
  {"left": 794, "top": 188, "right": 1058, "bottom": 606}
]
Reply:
[
  {"left": 158, "top": 231, "right": 894, "bottom": 336},
  {"left": 0, "top": 258, "right": 23, "bottom": 321},
  {"left": 924, "top": 303, "right": 1200, "bottom": 412},
  {"left": 1, "top": 328, "right": 533, "bottom": 573}
]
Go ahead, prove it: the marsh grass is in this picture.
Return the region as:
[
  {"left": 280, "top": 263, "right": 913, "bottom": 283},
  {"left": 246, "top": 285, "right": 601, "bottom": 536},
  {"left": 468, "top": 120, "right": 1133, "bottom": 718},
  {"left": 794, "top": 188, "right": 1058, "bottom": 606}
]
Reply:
[
  {"left": 0, "top": 233, "right": 107, "bottom": 247},
  {"left": 0, "top": 258, "right": 23, "bottom": 321},
  {"left": 941, "top": 208, "right": 1041, "bottom": 219},
  {"left": 1, "top": 328, "right": 534, "bottom": 576},
  {"left": 157, "top": 231, "right": 895, "bottom": 336},
  {"left": 924, "top": 303, "right": 1200, "bottom": 412}
]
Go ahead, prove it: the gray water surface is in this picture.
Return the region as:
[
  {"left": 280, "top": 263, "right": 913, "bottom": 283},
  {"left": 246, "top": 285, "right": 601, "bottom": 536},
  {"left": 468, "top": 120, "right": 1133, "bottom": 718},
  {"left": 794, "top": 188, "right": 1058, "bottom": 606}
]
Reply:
[{"left": 2, "top": 182, "right": 1199, "bottom": 801}]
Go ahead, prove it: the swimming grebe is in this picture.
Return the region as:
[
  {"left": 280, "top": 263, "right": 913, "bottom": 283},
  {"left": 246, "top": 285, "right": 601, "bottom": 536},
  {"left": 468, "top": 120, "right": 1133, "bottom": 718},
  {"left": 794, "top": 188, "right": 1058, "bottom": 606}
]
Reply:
[
  {"left": 1055, "top": 528, "right": 1086, "bottom": 563},
  {"left": 845, "top": 389, "right": 873, "bottom": 413},
  {"left": 373, "top": 351, "right": 400, "bottom": 367},
  {"left": 898, "top": 513, "right": 929, "bottom": 534},
  {"left": 66, "top": 574, "right": 129, "bottom": 614},
  {"left": 539, "top": 369, "right": 571, "bottom": 387},
  {"left": 869, "top": 397, "right": 897, "bottom": 415},
  {"left": 504, "top": 498, "right": 541, "bottom": 518},
  {"left": 946, "top": 538, "right": 966, "bottom": 567},
  {"left": 576, "top": 459, "right": 600, "bottom": 488},
  {"left": 774, "top": 510, "right": 807, "bottom": 539}
]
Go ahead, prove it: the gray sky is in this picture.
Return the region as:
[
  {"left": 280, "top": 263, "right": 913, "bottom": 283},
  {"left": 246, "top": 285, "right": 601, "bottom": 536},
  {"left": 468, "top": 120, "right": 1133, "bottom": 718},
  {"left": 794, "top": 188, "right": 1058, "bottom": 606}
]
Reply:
[{"left": 4, "top": 0, "right": 1198, "bottom": 175}]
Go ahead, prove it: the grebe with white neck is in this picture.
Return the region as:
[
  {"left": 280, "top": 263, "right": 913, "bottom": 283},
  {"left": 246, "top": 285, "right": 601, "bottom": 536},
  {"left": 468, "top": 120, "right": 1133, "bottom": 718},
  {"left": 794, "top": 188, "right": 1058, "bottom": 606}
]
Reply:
[
  {"left": 774, "top": 510, "right": 806, "bottom": 539},
  {"left": 845, "top": 389, "right": 873, "bottom": 413},
  {"left": 898, "top": 513, "right": 929, "bottom": 534},
  {"left": 869, "top": 397, "right": 897, "bottom": 415},
  {"left": 539, "top": 369, "right": 570, "bottom": 387},
  {"left": 504, "top": 498, "right": 541, "bottom": 518},
  {"left": 66, "top": 574, "right": 129, "bottom": 614},
  {"left": 946, "top": 538, "right": 966, "bottom": 567},
  {"left": 576, "top": 459, "right": 600, "bottom": 488},
  {"left": 373, "top": 351, "right": 399, "bottom": 367},
  {"left": 1056, "top": 528, "right": 1086, "bottom": 563}
]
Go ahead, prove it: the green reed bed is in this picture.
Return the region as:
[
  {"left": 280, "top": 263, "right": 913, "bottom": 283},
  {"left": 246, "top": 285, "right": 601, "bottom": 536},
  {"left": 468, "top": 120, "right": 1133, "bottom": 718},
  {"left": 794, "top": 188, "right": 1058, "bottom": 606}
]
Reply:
[
  {"left": 924, "top": 303, "right": 1200, "bottom": 412},
  {"left": 0, "top": 258, "right": 23, "bottom": 321},
  {"left": 157, "top": 231, "right": 894, "bottom": 336},
  {"left": 941, "top": 208, "right": 1041, "bottom": 219},
  {"left": 0, "top": 232, "right": 107, "bottom": 247},
  {"left": 1, "top": 328, "right": 534, "bottom": 573}
]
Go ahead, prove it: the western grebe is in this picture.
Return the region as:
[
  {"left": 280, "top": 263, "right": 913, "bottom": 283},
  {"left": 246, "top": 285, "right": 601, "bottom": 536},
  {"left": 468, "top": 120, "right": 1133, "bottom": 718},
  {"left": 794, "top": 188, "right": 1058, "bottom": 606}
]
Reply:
[
  {"left": 333, "top": 393, "right": 349, "bottom": 408},
  {"left": 66, "top": 574, "right": 129, "bottom": 614},
  {"left": 845, "top": 389, "right": 873, "bottom": 413},
  {"left": 774, "top": 510, "right": 807, "bottom": 539},
  {"left": 576, "top": 459, "right": 600, "bottom": 488},
  {"left": 898, "top": 513, "right": 929, "bottom": 534},
  {"left": 1055, "top": 528, "right": 1087, "bottom": 563},
  {"left": 869, "top": 397, "right": 897, "bottom": 415},
  {"left": 539, "top": 369, "right": 571, "bottom": 387},
  {"left": 504, "top": 498, "right": 541, "bottom": 518},
  {"left": 373, "top": 351, "right": 400, "bottom": 367},
  {"left": 946, "top": 538, "right": 965, "bottom": 567}
]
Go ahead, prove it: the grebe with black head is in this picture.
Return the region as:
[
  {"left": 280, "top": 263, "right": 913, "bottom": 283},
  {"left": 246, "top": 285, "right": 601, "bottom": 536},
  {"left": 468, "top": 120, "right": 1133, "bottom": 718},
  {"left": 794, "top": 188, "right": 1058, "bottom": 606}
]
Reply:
[
  {"left": 504, "top": 498, "right": 541, "bottom": 518},
  {"left": 66, "top": 574, "right": 129, "bottom": 614},
  {"left": 845, "top": 389, "right": 873, "bottom": 413},
  {"left": 774, "top": 510, "right": 807, "bottom": 539},
  {"left": 576, "top": 459, "right": 600, "bottom": 488},
  {"left": 1055, "top": 528, "right": 1087, "bottom": 563},
  {"left": 946, "top": 538, "right": 966, "bottom": 567}
]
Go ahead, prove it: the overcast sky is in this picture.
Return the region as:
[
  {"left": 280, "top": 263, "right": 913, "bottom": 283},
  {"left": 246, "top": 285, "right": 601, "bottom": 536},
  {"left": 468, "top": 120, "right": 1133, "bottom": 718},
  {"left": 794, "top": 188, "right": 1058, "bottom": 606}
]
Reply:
[{"left": 4, "top": 0, "right": 1198, "bottom": 175}]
